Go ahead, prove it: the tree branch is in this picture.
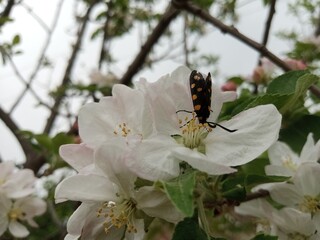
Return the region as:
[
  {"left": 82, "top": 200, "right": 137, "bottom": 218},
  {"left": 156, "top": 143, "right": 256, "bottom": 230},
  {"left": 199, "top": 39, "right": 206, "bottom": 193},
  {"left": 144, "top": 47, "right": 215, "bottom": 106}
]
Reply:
[
  {"left": 258, "top": 0, "right": 277, "bottom": 64},
  {"left": 173, "top": 0, "right": 320, "bottom": 98},
  {"left": 0, "top": 106, "right": 40, "bottom": 162},
  {"left": 120, "top": 4, "right": 180, "bottom": 86},
  {"left": 43, "top": 1, "right": 97, "bottom": 134},
  {"left": 0, "top": 0, "right": 15, "bottom": 27},
  {"left": 172, "top": 0, "right": 291, "bottom": 72}
]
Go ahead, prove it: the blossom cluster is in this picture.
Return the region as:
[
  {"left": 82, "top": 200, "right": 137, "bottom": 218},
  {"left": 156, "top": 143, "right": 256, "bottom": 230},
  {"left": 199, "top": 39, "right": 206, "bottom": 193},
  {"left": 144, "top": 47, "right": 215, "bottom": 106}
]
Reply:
[
  {"left": 236, "top": 133, "right": 320, "bottom": 239},
  {"left": 0, "top": 161, "right": 47, "bottom": 238},
  {"left": 55, "top": 66, "right": 283, "bottom": 239}
]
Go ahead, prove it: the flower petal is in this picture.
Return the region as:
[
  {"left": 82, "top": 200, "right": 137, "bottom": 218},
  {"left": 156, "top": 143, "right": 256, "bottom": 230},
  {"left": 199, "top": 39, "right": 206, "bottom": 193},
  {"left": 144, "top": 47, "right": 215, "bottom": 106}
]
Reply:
[
  {"left": 127, "top": 136, "right": 181, "bottom": 181},
  {"left": 268, "top": 141, "right": 299, "bottom": 166},
  {"left": 254, "top": 182, "right": 303, "bottom": 206},
  {"left": 300, "top": 133, "right": 319, "bottom": 163},
  {"left": 55, "top": 174, "right": 117, "bottom": 203},
  {"left": 8, "top": 220, "right": 29, "bottom": 238},
  {"left": 135, "top": 186, "right": 184, "bottom": 223},
  {"left": 59, "top": 144, "right": 94, "bottom": 173},
  {"left": 292, "top": 162, "right": 320, "bottom": 196},
  {"left": 94, "top": 139, "right": 136, "bottom": 194},
  {"left": 172, "top": 146, "right": 237, "bottom": 175},
  {"left": 205, "top": 104, "right": 281, "bottom": 166}
]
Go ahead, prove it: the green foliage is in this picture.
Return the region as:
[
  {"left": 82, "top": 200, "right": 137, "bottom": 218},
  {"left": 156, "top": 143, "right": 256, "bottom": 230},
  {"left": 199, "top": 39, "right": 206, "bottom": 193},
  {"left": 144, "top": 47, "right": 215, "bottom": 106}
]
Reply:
[
  {"left": 172, "top": 216, "right": 211, "bottom": 240},
  {"left": 160, "top": 171, "right": 197, "bottom": 217}
]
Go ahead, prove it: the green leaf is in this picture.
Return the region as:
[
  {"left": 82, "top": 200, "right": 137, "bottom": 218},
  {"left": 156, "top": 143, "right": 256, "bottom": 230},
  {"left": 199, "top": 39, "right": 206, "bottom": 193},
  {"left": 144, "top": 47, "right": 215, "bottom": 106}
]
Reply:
[
  {"left": 267, "top": 70, "right": 308, "bottom": 94},
  {"left": 172, "top": 217, "right": 209, "bottom": 240},
  {"left": 280, "top": 115, "right": 320, "bottom": 153},
  {"left": 161, "top": 171, "right": 196, "bottom": 217},
  {"left": 267, "top": 71, "right": 318, "bottom": 114},
  {"left": 34, "top": 134, "right": 53, "bottom": 151},
  {"left": 12, "top": 34, "right": 21, "bottom": 45},
  {"left": 52, "top": 132, "right": 74, "bottom": 154},
  {"left": 244, "top": 175, "right": 289, "bottom": 191}
]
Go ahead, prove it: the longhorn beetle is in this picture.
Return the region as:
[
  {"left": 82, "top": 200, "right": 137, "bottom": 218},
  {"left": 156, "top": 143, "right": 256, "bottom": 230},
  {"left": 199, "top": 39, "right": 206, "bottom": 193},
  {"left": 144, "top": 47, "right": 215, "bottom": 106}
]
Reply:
[{"left": 177, "top": 70, "right": 237, "bottom": 133}]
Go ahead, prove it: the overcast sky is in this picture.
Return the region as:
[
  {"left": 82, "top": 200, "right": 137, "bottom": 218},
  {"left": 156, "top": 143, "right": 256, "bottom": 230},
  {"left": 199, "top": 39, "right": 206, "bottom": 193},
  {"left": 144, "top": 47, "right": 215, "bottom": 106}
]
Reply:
[{"left": 0, "top": 0, "right": 305, "bottom": 163}]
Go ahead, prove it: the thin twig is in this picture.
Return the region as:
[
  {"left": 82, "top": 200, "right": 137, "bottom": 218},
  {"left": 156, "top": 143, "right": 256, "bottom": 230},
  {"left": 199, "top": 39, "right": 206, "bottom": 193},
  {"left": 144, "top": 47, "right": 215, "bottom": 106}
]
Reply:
[
  {"left": 258, "top": 0, "right": 277, "bottom": 65},
  {"left": 43, "top": 1, "right": 98, "bottom": 134},
  {"left": 10, "top": 0, "right": 64, "bottom": 114},
  {"left": 6, "top": 55, "right": 52, "bottom": 109},
  {"left": 20, "top": 2, "right": 50, "bottom": 32},
  {"left": 120, "top": 3, "right": 180, "bottom": 86}
]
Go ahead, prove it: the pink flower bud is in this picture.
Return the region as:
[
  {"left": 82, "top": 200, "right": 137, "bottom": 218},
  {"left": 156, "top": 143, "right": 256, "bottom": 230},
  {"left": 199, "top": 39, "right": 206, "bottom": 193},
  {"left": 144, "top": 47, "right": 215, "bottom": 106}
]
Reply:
[
  {"left": 221, "top": 81, "right": 237, "bottom": 91},
  {"left": 284, "top": 59, "right": 307, "bottom": 70}
]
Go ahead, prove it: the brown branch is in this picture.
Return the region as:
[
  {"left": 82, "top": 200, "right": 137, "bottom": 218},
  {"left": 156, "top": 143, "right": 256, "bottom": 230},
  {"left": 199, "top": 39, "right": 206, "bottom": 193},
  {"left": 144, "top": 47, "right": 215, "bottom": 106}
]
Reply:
[
  {"left": 258, "top": 0, "right": 277, "bottom": 65},
  {"left": 43, "top": 1, "right": 97, "bottom": 134},
  {"left": 244, "top": 189, "right": 269, "bottom": 202},
  {"left": 0, "top": 106, "right": 40, "bottom": 163},
  {"left": 172, "top": 0, "right": 291, "bottom": 72},
  {"left": 0, "top": 0, "right": 15, "bottom": 27},
  {"left": 120, "top": 4, "right": 180, "bottom": 86},
  {"left": 173, "top": 0, "right": 320, "bottom": 98},
  {"left": 98, "top": 1, "right": 113, "bottom": 69}
]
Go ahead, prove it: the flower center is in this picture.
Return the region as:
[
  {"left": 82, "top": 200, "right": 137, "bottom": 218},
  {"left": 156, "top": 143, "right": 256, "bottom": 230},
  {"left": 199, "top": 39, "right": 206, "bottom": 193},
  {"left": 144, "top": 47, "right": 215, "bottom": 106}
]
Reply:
[
  {"left": 97, "top": 198, "right": 137, "bottom": 235},
  {"left": 281, "top": 156, "right": 298, "bottom": 171},
  {"left": 177, "top": 115, "right": 209, "bottom": 153},
  {"left": 8, "top": 207, "right": 25, "bottom": 221},
  {"left": 113, "top": 123, "right": 132, "bottom": 137},
  {"left": 299, "top": 195, "right": 320, "bottom": 214}
]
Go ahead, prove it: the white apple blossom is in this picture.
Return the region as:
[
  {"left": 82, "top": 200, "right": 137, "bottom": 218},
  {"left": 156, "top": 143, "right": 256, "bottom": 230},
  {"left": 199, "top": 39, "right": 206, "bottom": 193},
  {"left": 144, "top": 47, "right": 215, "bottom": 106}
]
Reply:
[
  {"left": 272, "top": 207, "right": 319, "bottom": 240},
  {"left": 128, "top": 66, "right": 282, "bottom": 180},
  {"left": 265, "top": 133, "right": 320, "bottom": 176},
  {"left": 78, "top": 83, "right": 153, "bottom": 149},
  {"left": 0, "top": 194, "right": 46, "bottom": 238},
  {"left": 235, "top": 198, "right": 278, "bottom": 236},
  {"left": 55, "top": 140, "right": 184, "bottom": 240},
  {"left": 0, "top": 161, "right": 36, "bottom": 199},
  {"left": 235, "top": 199, "right": 319, "bottom": 239},
  {"left": 255, "top": 162, "right": 320, "bottom": 230}
]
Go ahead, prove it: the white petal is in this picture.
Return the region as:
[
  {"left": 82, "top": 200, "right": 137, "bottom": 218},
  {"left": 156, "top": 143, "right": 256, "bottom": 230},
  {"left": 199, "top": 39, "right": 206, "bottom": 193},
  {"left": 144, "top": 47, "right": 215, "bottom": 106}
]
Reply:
[
  {"left": 268, "top": 141, "right": 299, "bottom": 166},
  {"left": 172, "top": 147, "right": 237, "bottom": 175},
  {"left": 265, "top": 165, "right": 295, "bottom": 177},
  {"left": 208, "top": 84, "right": 237, "bottom": 122},
  {"left": 273, "top": 208, "right": 315, "bottom": 236},
  {"left": 78, "top": 100, "right": 116, "bottom": 146},
  {"left": 9, "top": 220, "right": 29, "bottom": 238},
  {"left": 293, "top": 162, "right": 320, "bottom": 196},
  {"left": 300, "top": 133, "right": 319, "bottom": 163},
  {"left": 127, "top": 136, "right": 181, "bottom": 181},
  {"left": 59, "top": 144, "right": 94, "bottom": 172},
  {"left": 66, "top": 203, "right": 98, "bottom": 239},
  {"left": 55, "top": 174, "right": 117, "bottom": 203},
  {"left": 135, "top": 186, "right": 184, "bottom": 223},
  {"left": 235, "top": 198, "right": 274, "bottom": 219},
  {"left": 205, "top": 104, "right": 281, "bottom": 166},
  {"left": 254, "top": 182, "right": 302, "bottom": 206},
  {"left": 94, "top": 139, "right": 136, "bottom": 194},
  {"left": 0, "top": 161, "right": 15, "bottom": 179},
  {"left": 0, "top": 209, "right": 9, "bottom": 236},
  {"left": 18, "top": 197, "right": 47, "bottom": 219}
]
